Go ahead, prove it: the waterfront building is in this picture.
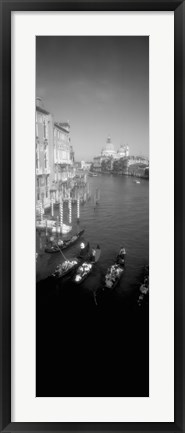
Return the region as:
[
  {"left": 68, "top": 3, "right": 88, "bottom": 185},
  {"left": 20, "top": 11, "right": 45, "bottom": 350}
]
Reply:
[
  {"left": 81, "top": 161, "right": 92, "bottom": 170},
  {"left": 51, "top": 121, "right": 75, "bottom": 201},
  {"left": 36, "top": 97, "right": 52, "bottom": 208},
  {"left": 93, "top": 156, "right": 103, "bottom": 172},
  {"left": 36, "top": 97, "right": 76, "bottom": 207}
]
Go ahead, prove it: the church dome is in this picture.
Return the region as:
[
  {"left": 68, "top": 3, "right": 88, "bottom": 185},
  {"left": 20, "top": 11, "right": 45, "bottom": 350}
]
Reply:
[
  {"left": 105, "top": 136, "right": 115, "bottom": 151},
  {"left": 101, "top": 136, "right": 116, "bottom": 156}
]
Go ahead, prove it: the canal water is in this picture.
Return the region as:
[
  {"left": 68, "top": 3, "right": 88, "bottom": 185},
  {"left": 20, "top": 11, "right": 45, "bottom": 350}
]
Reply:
[
  {"left": 36, "top": 174, "right": 149, "bottom": 397},
  {"left": 37, "top": 174, "right": 149, "bottom": 293}
]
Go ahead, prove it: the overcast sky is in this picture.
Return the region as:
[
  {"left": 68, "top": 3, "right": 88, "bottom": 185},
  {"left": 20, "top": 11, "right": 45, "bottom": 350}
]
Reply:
[{"left": 36, "top": 36, "right": 149, "bottom": 161}]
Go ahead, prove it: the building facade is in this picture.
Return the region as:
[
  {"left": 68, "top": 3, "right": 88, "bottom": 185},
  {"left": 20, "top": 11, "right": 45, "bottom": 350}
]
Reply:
[
  {"left": 93, "top": 156, "right": 103, "bottom": 172},
  {"left": 116, "top": 144, "right": 129, "bottom": 159},
  {"left": 81, "top": 161, "right": 92, "bottom": 170},
  {"left": 36, "top": 97, "right": 52, "bottom": 208},
  {"left": 50, "top": 122, "right": 75, "bottom": 201},
  {"left": 36, "top": 98, "right": 75, "bottom": 208}
]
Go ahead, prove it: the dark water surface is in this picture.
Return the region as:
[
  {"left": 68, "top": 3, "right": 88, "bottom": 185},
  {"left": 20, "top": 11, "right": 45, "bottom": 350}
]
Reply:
[{"left": 36, "top": 175, "right": 149, "bottom": 397}]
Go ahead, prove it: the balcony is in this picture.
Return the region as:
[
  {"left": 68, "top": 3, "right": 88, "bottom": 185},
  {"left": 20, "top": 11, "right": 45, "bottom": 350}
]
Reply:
[
  {"left": 36, "top": 167, "right": 50, "bottom": 175},
  {"left": 54, "top": 158, "right": 72, "bottom": 166},
  {"left": 36, "top": 168, "right": 42, "bottom": 175}
]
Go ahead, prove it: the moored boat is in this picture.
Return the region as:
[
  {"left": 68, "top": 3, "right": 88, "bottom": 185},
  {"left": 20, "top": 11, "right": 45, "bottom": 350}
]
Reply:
[
  {"left": 104, "top": 247, "right": 126, "bottom": 290},
  {"left": 88, "top": 172, "right": 98, "bottom": 177},
  {"left": 73, "top": 262, "right": 93, "bottom": 284},
  {"left": 52, "top": 258, "right": 80, "bottom": 279},
  {"left": 73, "top": 245, "right": 101, "bottom": 284},
  {"left": 45, "top": 229, "right": 85, "bottom": 253},
  {"left": 137, "top": 264, "right": 149, "bottom": 306},
  {"left": 116, "top": 247, "right": 126, "bottom": 266},
  {"left": 104, "top": 263, "right": 124, "bottom": 290}
]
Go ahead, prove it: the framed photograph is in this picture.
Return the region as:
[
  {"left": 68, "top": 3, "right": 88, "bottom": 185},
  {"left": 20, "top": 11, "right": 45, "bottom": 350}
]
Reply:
[{"left": 1, "top": 0, "right": 184, "bottom": 432}]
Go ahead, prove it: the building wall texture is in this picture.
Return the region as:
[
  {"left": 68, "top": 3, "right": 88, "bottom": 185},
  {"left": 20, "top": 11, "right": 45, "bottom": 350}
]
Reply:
[
  {"left": 36, "top": 99, "right": 75, "bottom": 208},
  {"left": 36, "top": 106, "right": 52, "bottom": 207}
]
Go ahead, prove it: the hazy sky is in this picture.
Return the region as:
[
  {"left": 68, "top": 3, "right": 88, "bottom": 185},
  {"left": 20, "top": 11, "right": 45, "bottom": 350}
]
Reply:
[{"left": 36, "top": 36, "right": 149, "bottom": 161}]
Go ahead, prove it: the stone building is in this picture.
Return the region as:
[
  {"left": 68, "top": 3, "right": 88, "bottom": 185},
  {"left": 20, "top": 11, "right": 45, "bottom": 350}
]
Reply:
[
  {"left": 36, "top": 97, "right": 52, "bottom": 208},
  {"left": 50, "top": 121, "right": 75, "bottom": 201},
  {"left": 116, "top": 144, "right": 129, "bottom": 159},
  {"left": 36, "top": 98, "right": 75, "bottom": 207}
]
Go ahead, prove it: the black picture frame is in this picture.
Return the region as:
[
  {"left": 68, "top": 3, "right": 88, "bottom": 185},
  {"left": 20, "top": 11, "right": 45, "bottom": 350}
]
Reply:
[{"left": 0, "top": 0, "right": 184, "bottom": 432}]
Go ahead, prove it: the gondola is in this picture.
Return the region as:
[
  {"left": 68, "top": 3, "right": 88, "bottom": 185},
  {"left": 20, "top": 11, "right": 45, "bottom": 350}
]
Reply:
[
  {"left": 52, "top": 258, "right": 80, "bottom": 279},
  {"left": 137, "top": 265, "right": 149, "bottom": 307},
  {"left": 45, "top": 229, "right": 85, "bottom": 253},
  {"left": 73, "top": 245, "right": 101, "bottom": 284},
  {"left": 104, "top": 263, "right": 124, "bottom": 290},
  {"left": 116, "top": 248, "right": 126, "bottom": 266},
  {"left": 104, "top": 248, "right": 126, "bottom": 290}
]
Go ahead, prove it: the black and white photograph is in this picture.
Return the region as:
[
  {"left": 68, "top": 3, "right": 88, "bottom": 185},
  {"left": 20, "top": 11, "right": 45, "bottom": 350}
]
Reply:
[{"left": 36, "top": 36, "right": 149, "bottom": 397}]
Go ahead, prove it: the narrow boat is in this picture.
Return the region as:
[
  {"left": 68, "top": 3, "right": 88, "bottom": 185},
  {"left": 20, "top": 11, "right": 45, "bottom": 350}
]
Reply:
[
  {"left": 104, "top": 248, "right": 126, "bottom": 290},
  {"left": 45, "top": 229, "right": 85, "bottom": 253},
  {"left": 88, "top": 172, "right": 98, "bottom": 177},
  {"left": 104, "top": 263, "right": 124, "bottom": 290},
  {"left": 73, "top": 245, "right": 101, "bottom": 284},
  {"left": 137, "top": 264, "right": 149, "bottom": 306},
  {"left": 52, "top": 258, "right": 80, "bottom": 279},
  {"left": 73, "top": 262, "right": 93, "bottom": 284},
  {"left": 116, "top": 248, "right": 126, "bottom": 266}
]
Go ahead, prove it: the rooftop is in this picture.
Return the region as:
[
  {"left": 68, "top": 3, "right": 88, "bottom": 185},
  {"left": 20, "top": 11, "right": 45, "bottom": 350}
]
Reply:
[{"left": 54, "top": 122, "right": 70, "bottom": 133}]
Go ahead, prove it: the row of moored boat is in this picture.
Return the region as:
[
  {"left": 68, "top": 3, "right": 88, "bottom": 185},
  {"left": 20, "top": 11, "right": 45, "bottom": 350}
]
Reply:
[{"left": 51, "top": 236, "right": 126, "bottom": 289}]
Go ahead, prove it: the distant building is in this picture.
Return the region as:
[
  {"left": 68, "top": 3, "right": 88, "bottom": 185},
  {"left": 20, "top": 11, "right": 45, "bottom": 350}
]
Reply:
[
  {"left": 116, "top": 144, "right": 129, "bottom": 159},
  {"left": 93, "top": 156, "right": 103, "bottom": 172},
  {"left": 101, "top": 136, "right": 116, "bottom": 158},
  {"left": 81, "top": 161, "right": 92, "bottom": 170},
  {"left": 36, "top": 97, "right": 52, "bottom": 208},
  {"left": 92, "top": 136, "right": 130, "bottom": 172}
]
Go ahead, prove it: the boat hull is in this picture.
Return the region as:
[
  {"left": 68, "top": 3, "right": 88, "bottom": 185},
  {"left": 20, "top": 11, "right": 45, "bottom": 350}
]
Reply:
[
  {"left": 52, "top": 259, "right": 80, "bottom": 279},
  {"left": 104, "top": 267, "right": 124, "bottom": 290},
  {"left": 104, "top": 251, "right": 125, "bottom": 290},
  {"left": 45, "top": 229, "right": 85, "bottom": 254},
  {"left": 73, "top": 267, "right": 93, "bottom": 284},
  {"left": 73, "top": 247, "right": 101, "bottom": 284}
]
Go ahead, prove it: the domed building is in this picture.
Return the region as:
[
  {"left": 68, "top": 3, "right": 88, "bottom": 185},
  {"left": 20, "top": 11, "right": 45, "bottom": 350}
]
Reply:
[
  {"left": 101, "top": 136, "right": 116, "bottom": 158},
  {"left": 117, "top": 145, "right": 126, "bottom": 158},
  {"left": 117, "top": 144, "right": 129, "bottom": 158}
]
